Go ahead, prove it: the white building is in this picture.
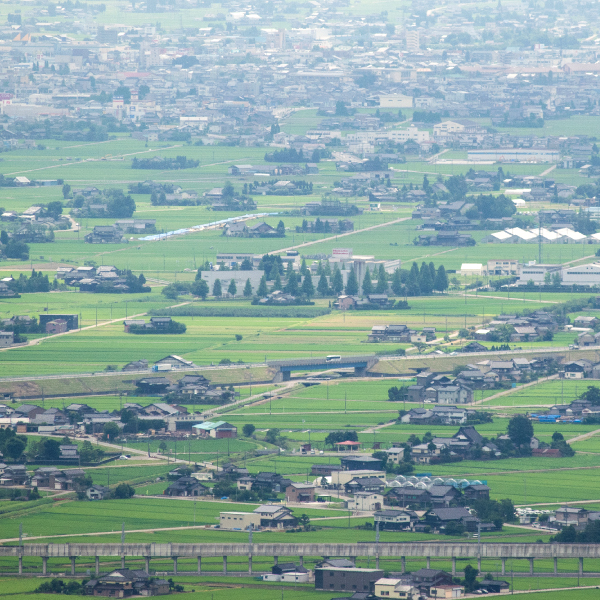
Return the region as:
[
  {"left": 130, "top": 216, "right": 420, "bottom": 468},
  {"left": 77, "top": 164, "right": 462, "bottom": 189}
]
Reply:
[
  {"left": 467, "top": 148, "right": 560, "bottom": 162},
  {"left": 219, "top": 511, "right": 260, "bottom": 530},
  {"left": 488, "top": 259, "right": 519, "bottom": 276},
  {"left": 347, "top": 491, "right": 383, "bottom": 511},
  {"left": 375, "top": 578, "right": 419, "bottom": 599},
  {"left": 406, "top": 30, "right": 420, "bottom": 52},
  {"left": 517, "top": 263, "right": 561, "bottom": 286},
  {"left": 458, "top": 263, "right": 486, "bottom": 276},
  {"left": 345, "top": 125, "right": 429, "bottom": 145},
  {"left": 379, "top": 94, "right": 414, "bottom": 108},
  {"left": 561, "top": 263, "right": 600, "bottom": 287}
]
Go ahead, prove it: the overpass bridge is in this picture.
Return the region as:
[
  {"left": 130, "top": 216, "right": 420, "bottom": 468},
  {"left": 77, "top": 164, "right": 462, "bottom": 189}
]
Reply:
[
  {"left": 2, "top": 542, "right": 599, "bottom": 577},
  {"left": 268, "top": 355, "right": 378, "bottom": 381}
]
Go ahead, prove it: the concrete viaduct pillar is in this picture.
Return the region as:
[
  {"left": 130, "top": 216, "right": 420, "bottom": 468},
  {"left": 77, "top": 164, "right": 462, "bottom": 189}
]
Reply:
[
  {"left": 554, "top": 557, "right": 557, "bottom": 575},
  {"left": 145, "top": 557, "right": 150, "bottom": 574},
  {"left": 172, "top": 557, "right": 178, "bottom": 575},
  {"left": 274, "top": 556, "right": 278, "bottom": 565},
  {"left": 579, "top": 557, "right": 583, "bottom": 577},
  {"left": 477, "top": 556, "right": 481, "bottom": 572},
  {"left": 248, "top": 556, "right": 252, "bottom": 575},
  {"left": 529, "top": 558, "right": 534, "bottom": 576},
  {"left": 42, "top": 556, "right": 48, "bottom": 576},
  {"left": 502, "top": 558, "right": 506, "bottom": 576},
  {"left": 95, "top": 556, "right": 100, "bottom": 576},
  {"left": 401, "top": 557, "right": 406, "bottom": 574},
  {"left": 426, "top": 557, "right": 430, "bottom": 569},
  {"left": 223, "top": 555, "right": 227, "bottom": 575},
  {"left": 70, "top": 557, "right": 76, "bottom": 576},
  {"left": 18, "top": 556, "right": 22, "bottom": 575},
  {"left": 121, "top": 555, "right": 125, "bottom": 569},
  {"left": 197, "top": 557, "right": 202, "bottom": 575},
  {"left": 299, "top": 556, "right": 303, "bottom": 566},
  {"left": 452, "top": 557, "right": 456, "bottom": 576}
]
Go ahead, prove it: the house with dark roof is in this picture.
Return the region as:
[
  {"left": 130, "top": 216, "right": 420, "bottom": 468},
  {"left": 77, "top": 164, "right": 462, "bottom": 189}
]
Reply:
[
  {"left": 253, "top": 505, "right": 297, "bottom": 528},
  {"left": 374, "top": 509, "right": 418, "bottom": 531},
  {"left": 84, "top": 569, "right": 169, "bottom": 597},
  {"left": 164, "top": 476, "right": 208, "bottom": 497},
  {"left": 340, "top": 455, "right": 384, "bottom": 471},
  {"left": 345, "top": 476, "right": 386, "bottom": 494},
  {"left": 427, "top": 485, "right": 460, "bottom": 508},
  {"left": 411, "top": 569, "right": 453, "bottom": 595}
]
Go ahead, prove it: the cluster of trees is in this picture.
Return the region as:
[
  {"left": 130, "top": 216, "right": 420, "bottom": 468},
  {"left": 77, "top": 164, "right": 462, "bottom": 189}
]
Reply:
[
  {"left": 132, "top": 156, "right": 199, "bottom": 170},
  {"left": 72, "top": 188, "right": 136, "bottom": 218},
  {"left": 35, "top": 579, "right": 85, "bottom": 595},
  {"left": 129, "top": 319, "right": 186, "bottom": 334},
  {"left": 394, "top": 261, "right": 449, "bottom": 296},
  {"left": 162, "top": 274, "right": 210, "bottom": 300},
  {"left": 387, "top": 386, "right": 407, "bottom": 402},
  {"left": 325, "top": 430, "right": 358, "bottom": 447},
  {"left": 8, "top": 270, "right": 52, "bottom": 293},
  {"left": 466, "top": 194, "right": 517, "bottom": 220},
  {"left": 36, "top": 437, "right": 67, "bottom": 460},
  {"left": 78, "top": 440, "right": 105, "bottom": 463},
  {"left": 552, "top": 520, "right": 600, "bottom": 543},
  {"left": 3, "top": 238, "right": 30, "bottom": 261},
  {"left": 412, "top": 111, "right": 442, "bottom": 123},
  {"left": 297, "top": 218, "right": 350, "bottom": 234},
  {"left": 0, "top": 487, "right": 40, "bottom": 501},
  {"left": 472, "top": 498, "right": 516, "bottom": 529},
  {"left": 0, "top": 428, "right": 28, "bottom": 461}
]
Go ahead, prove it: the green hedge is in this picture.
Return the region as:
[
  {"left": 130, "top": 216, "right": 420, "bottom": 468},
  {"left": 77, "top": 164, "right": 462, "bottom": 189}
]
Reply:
[{"left": 150, "top": 306, "right": 331, "bottom": 318}]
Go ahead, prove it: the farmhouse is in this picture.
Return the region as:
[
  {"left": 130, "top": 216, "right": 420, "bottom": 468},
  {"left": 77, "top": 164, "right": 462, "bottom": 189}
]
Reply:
[
  {"left": 192, "top": 421, "right": 237, "bottom": 439},
  {"left": 84, "top": 569, "right": 170, "bottom": 597}
]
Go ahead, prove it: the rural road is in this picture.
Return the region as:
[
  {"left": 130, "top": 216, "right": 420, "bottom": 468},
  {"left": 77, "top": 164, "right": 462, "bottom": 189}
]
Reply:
[
  {"left": 273, "top": 217, "right": 410, "bottom": 255},
  {"left": 473, "top": 374, "right": 559, "bottom": 405}
]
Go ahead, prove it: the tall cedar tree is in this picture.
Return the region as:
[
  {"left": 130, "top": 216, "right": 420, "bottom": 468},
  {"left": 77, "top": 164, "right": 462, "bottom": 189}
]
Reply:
[
  {"left": 285, "top": 271, "right": 299, "bottom": 295},
  {"left": 345, "top": 268, "right": 359, "bottom": 295},
  {"left": 391, "top": 268, "right": 402, "bottom": 295},
  {"left": 227, "top": 279, "right": 237, "bottom": 296},
  {"left": 257, "top": 275, "right": 268, "bottom": 297},
  {"left": 376, "top": 264, "right": 387, "bottom": 293},
  {"left": 317, "top": 273, "right": 329, "bottom": 296},
  {"left": 362, "top": 268, "right": 373, "bottom": 295},
  {"left": 434, "top": 265, "right": 449, "bottom": 292},
  {"left": 302, "top": 274, "right": 314, "bottom": 297},
  {"left": 332, "top": 266, "right": 344, "bottom": 295}
]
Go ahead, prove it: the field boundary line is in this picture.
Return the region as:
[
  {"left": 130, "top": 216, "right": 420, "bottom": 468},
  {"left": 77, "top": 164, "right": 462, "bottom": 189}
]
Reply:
[
  {"left": 473, "top": 374, "right": 559, "bottom": 405},
  {"left": 272, "top": 217, "right": 410, "bottom": 255},
  {"left": 0, "top": 301, "right": 192, "bottom": 354}
]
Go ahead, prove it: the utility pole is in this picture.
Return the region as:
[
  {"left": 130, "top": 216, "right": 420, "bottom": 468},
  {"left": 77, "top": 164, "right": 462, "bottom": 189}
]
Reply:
[{"left": 538, "top": 211, "right": 542, "bottom": 265}]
